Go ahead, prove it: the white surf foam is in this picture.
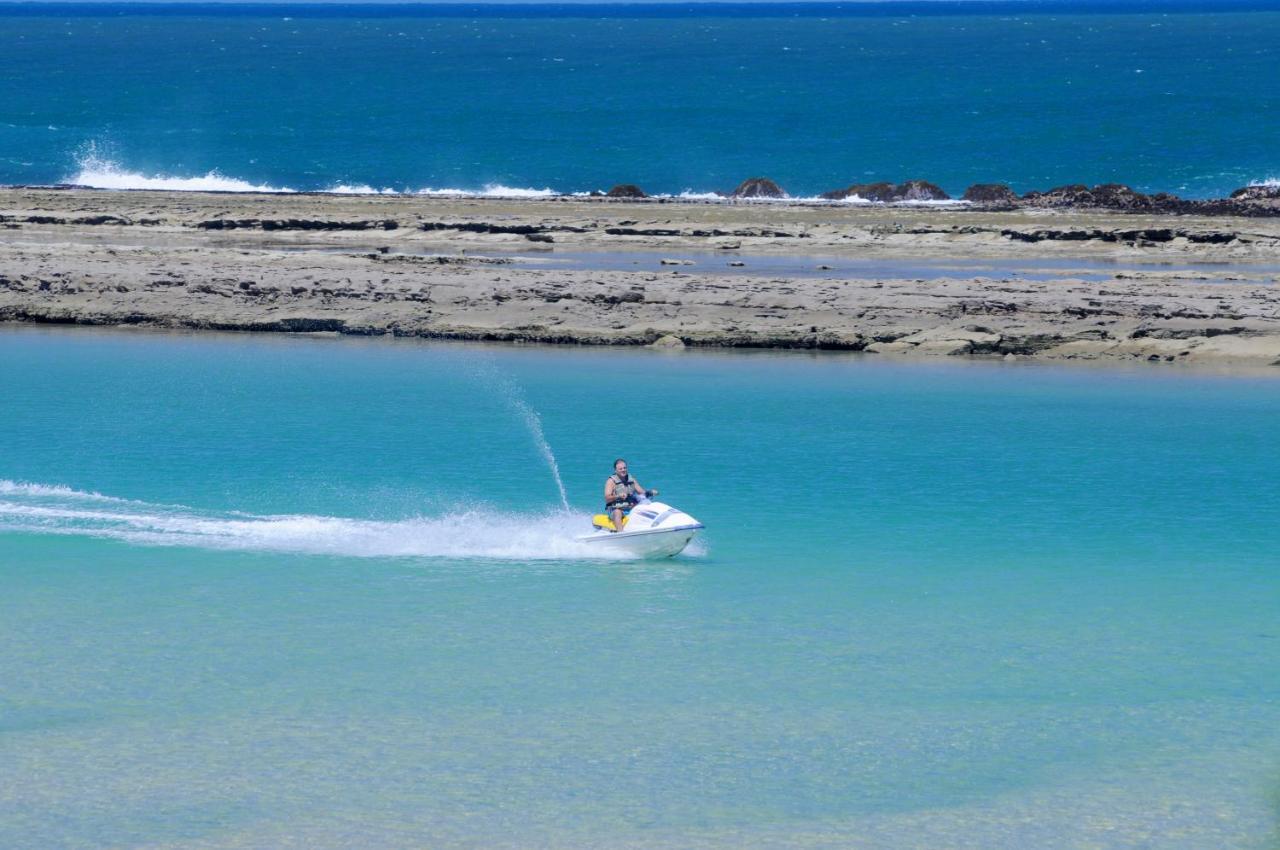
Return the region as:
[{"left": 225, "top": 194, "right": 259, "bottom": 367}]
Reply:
[
  {"left": 895, "top": 198, "right": 972, "bottom": 206},
  {"left": 0, "top": 479, "right": 622, "bottom": 561},
  {"left": 1247, "top": 177, "right": 1280, "bottom": 188},
  {"left": 66, "top": 149, "right": 293, "bottom": 193},
  {"left": 324, "top": 183, "right": 399, "bottom": 195},
  {"left": 51, "top": 144, "right": 978, "bottom": 203},
  {"left": 305, "top": 182, "right": 560, "bottom": 198},
  {"left": 667, "top": 190, "right": 966, "bottom": 206},
  {"left": 57, "top": 144, "right": 566, "bottom": 198},
  {"left": 0, "top": 479, "right": 128, "bottom": 503},
  {"left": 413, "top": 184, "right": 558, "bottom": 199}
]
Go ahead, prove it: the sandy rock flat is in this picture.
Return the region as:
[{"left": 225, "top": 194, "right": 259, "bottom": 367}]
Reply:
[{"left": 2, "top": 188, "right": 1278, "bottom": 368}]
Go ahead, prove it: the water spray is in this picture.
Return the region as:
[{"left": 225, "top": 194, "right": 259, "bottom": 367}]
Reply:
[
  {"left": 508, "top": 396, "right": 570, "bottom": 512},
  {"left": 462, "top": 356, "right": 572, "bottom": 513}
]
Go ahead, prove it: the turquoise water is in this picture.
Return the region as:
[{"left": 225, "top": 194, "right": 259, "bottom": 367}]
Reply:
[
  {"left": 1, "top": 2, "right": 1279, "bottom": 197},
  {"left": 3, "top": 325, "right": 1280, "bottom": 848}
]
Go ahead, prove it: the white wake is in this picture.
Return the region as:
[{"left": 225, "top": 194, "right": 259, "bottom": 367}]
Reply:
[{"left": 0, "top": 480, "right": 618, "bottom": 560}]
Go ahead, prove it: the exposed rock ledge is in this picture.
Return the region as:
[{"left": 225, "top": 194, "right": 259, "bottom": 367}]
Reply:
[{"left": 2, "top": 188, "right": 1279, "bottom": 369}]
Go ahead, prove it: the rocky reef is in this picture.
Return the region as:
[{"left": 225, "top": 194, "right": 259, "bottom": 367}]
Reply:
[
  {"left": 821, "top": 180, "right": 950, "bottom": 202},
  {"left": 968, "top": 182, "right": 1280, "bottom": 217},
  {"left": 730, "top": 177, "right": 787, "bottom": 199},
  {"left": 4, "top": 186, "right": 1280, "bottom": 368},
  {"left": 961, "top": 184, "right": 1019, "bottom": 204},
  {"left": 606, "top": 184, "right": 647, "bottom": 199},
  {"left": 1230, "top": 184, "right": 1280, "bottom": 202}
]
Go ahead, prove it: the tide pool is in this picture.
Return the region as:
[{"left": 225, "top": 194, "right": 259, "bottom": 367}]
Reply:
[{"left": 2, "top": 326, "right": 1279, "bottom": 848}]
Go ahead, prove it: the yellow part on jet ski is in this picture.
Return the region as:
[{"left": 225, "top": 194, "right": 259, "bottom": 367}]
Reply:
[{"left": 592, "top": 513, "right": 629, "bottom": 531}]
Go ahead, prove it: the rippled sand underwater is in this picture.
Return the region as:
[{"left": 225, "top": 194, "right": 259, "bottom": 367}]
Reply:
[{"left": 2, "top": 327, "right": 1279, "bottom": 848}]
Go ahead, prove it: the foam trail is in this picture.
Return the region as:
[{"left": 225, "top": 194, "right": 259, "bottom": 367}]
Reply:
[{"left": 0, "top": 480, "right": 615, "bottom": 560}]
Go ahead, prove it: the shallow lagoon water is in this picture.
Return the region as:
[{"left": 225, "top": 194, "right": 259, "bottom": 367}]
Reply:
[
  {"left": 2, "top": 326, "right": 1280, "bottom": 848},
  {"left": 500, "top": 249, "right": 1280, "bottom": 282}
]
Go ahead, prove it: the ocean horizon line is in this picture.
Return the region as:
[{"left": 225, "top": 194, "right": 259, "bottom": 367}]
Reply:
[{"left": 3, "top": 0, "right": 1280, "bottom": 17}]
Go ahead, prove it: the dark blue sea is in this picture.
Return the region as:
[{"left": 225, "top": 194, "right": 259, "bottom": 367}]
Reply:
[{"left": 1, "top": 1, "right": 1277, "bottom": 198}]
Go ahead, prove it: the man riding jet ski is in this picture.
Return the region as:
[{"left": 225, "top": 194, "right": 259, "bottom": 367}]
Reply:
[
  {"left": 603, "top": 458, "right": 651, "bottom": 533},
  {"left": 577, "top": 458, "right": 704, "bottom": 558}
]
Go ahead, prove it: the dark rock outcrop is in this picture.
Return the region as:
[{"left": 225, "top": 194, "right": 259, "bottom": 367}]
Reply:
[
  {"left": 821, "top": 182, "right": 895, "bottom": 202},
  {"left": 895, "top": 180, "right": 951, "bottom": 201},
  {"left": 1000, "top": 227, "right": 1236, "bottom": 245},
  {"left": 1230, "top": 184, "right": 1280, "bottom": 201},
  {"left": 606, "top": 184, "right": 647, "bottom": 199},
  {"left": 1021, "top": 184, "right": 1095, "bottom": 207},
  {"left": 604, "top": 227, "right": 682, "bottom": 236},
  {"left": 730, "top": 177, "right": 787, "bottom": 199},
  {"left": 1020, "top": 183, "right": 1160, "bottom": 211},
  {"left": 821, "top": 180, "right": 950, "bottom": 202},
  {"left": 1090, "top": 183, "right": 1155, "bottom": 209},
  {"left": 962, "top": 183, "right": 1018, "bottom": 204},
  {"left": 1006, "top": 183, "right": 1279, "bottom": 216},
  {"left": 1, "top": 214, "right": 134, "bottom": 226},
  {"left": 419, "top": 221, "right": 589, "bottom": 235},
  {"left": 197, "top": 218, "right": 398, "bottom": 231}
]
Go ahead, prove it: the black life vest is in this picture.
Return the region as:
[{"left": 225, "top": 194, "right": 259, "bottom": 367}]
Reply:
[{"left": 606, "top": 473, "right": 638, "bottom": 507}]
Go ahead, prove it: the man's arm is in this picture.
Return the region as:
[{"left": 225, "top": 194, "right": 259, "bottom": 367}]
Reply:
[{"left": 604, "top": 479, "right": 615, "bottom": 504}]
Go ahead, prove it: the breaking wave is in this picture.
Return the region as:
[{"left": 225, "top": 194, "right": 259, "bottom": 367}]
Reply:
[
  {"left": 324, "top": 183, "right": 398, "bottom": 195},
  {"left": 317, "top": 182, "right": 559, "bottom": 197},
  {"left": 55, "top": 148, "right": 969, "bottom": 203},
  {"left": 0, "top": 479, "right": 626, "bottom": 561},
  {"left": 670, "top": 189, "right": 964, "bottom": 205},
  {"left": 59, "top": 148, "right": 562, "bottom": 197},
  {"left": 66, "top": 149, "right": 294, "bottom": 193},
  {"left": 414, "top": 184, "right": 558, "bottom": 198}
]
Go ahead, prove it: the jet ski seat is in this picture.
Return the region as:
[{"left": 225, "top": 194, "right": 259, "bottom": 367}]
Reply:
[{"left": 591, "top": 514, "right": 629, "bottom": 532}]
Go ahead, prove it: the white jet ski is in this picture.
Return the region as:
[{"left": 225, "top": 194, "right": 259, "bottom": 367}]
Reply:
[{"left": 577, "top": 497, "right": 704, "bottom": 558}]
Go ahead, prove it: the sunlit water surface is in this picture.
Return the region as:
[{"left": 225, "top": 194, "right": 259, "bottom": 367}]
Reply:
[{"left": 2, "top": 326, "right": 1279, "bottom": 849}]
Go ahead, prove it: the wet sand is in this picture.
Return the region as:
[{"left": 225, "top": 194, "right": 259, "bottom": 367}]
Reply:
[{"left": 2, "top": 188, "right": 1279, "bottom": 367}]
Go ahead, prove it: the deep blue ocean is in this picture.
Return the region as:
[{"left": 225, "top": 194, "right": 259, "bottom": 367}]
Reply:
[{"left": 0, "top": 1, "right": 1278, "bottom": 197}]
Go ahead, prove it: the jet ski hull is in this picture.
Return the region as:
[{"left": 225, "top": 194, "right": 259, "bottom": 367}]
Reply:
[
  {"left": 578, "top": 500, "right": 703, "bottom": 558},
  {"left": 578, "top": 523, "right": 703, "bottom": 559}
]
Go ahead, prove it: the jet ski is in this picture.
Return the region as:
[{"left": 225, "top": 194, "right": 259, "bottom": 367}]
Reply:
[{"left": 577, "top": 496, "right": 704, "bottom": 558}]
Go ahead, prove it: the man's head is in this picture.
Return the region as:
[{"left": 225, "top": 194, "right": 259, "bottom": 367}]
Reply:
[{"left": 614, "top": 458, "right": 628, "bottom": 477}]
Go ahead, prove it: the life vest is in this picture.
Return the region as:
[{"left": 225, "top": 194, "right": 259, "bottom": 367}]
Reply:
[{"left": 606, "top": 473, "right": 638, "bottom": 508}]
